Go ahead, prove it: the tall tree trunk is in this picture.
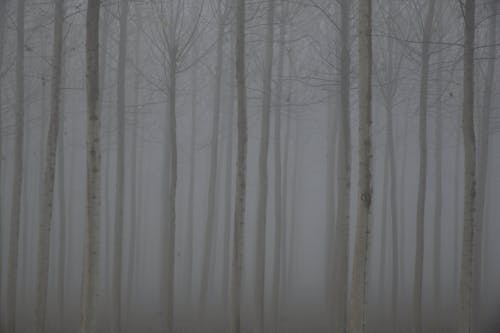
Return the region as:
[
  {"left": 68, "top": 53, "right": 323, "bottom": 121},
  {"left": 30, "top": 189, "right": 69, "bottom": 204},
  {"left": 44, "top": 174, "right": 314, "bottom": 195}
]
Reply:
[
  {"left": 35, "top": 0, "right": 65, "bottom": 331},
  {"left": 378, "top": 149, "right": 389, "bottom": 328},
  {"left": 0, "top": 0, "right": 6, "bottom": 320},
  {"left": 81, "top": 0, "right": 101, "bottom": 332},
  {"left": 348, "top": 0, "right": 372, "bottom": 331},
  {"left": 57, "top": 52, "right": 67, "bottom": 333},
  {"left": 332, "top": 1, "right": 351, "bottom": 332},
  {"left": 271, "top": 1, "right": 287, "bottom": 331},
  {"left": 112, "top": 0, "right": 129, "bottom": 331},
  {"left": 473, "top": 2, "right": 497, "bottom": 329},
  {"left": 126, "top": 4, "right": 141, "bottom": 319},
  {"left": 432, "top": 49, "right": 443, "bottom": 331},
  {"left": 414, "top": 2, "right": 435, "bottom": 332},
  {"left": 231, "top": 0, "right": 248, "bottom": 330},
  {"left": 7, "top": 0, "right": 25, "bottom": 331},
  {"left": 186, "top": 45, "right": 198, "bottom": 306},
  {"left": 255, "top": 0, "right": 275, "bottom": 331},
  {"left": 200, "top": 0, "right": 225, "bottom": 317},
  {"left": 459, "top": 0, "right": 476, "bottom": 332}
]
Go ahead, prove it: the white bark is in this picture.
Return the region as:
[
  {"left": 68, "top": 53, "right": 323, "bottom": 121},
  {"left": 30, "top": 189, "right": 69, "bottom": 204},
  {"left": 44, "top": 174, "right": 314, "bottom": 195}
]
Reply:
[
  {"left": 35, "top": 0, "right": 65, "bottom": 331},
  {"left": 7, "top": 0, "right": 25, "bottom": 331},
  {"left": 81, "top": 0, "right": 101, "bottom": 332},
  {"left": 231, "top": 0, "right": 247, "bottom": 330},
  {"left": 459, "top": 0, "right": 476, "bottom": 332},
  {"left": 112, "top": 0, "right": 129, "bottom": 331},
  {"left": 348, "top": 0, "right": 372, "bottom": 331}
]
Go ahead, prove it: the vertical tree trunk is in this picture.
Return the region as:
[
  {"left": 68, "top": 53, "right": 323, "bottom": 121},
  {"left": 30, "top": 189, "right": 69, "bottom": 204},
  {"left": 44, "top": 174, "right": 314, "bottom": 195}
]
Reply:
[
  {"left": 231, "top": 0, "right": 248, "bottom": 330},
  {"left": 271, "top": 1, "right": 287, "bottom": 331},
  {"left": 378, "top": 150, "right": 389, "bottom": 327},
  {"left": 112, "top": 0, "right": 129, "bottom": 331},
  {"left": 35, "top": 0, "right": 65, "bottom": 331},
  {"left": 81, "top": 0, "right": 101, "bottom": 332},
  {"left": 459, "top": 0, "right": 476, "bottom": 332},
  {"left": 332, "top": 1, "right": 351, "bottom": 332},
  {"left": 7, "top": 0, "right": 25, "bottom": 331},
  {"left": 414, "top": 2, "right": 435, "bottom": 332},
  {"left": 348, "top": 0, "right": 372, "bottom": 331},
  {"left": 0, "top": 0, "right": 6, "bottom": 319},
  {"left": 186, "top": 44, "right": 198, "bottom": 305},
  {"left": 200, "top": 0, "right": 225, "bottom": 316},
  {"left": 473, "top": 2, "right": 497, "bottom": 329},
  {"left": 255, "top": 0, "right": 275, "bottom": 331}
]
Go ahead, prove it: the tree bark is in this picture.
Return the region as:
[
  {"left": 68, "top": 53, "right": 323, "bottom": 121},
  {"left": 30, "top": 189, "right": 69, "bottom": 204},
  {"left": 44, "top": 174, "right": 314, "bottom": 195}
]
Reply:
[
  {"left": 348, "top": 0, "right": 372, "bottom": 331},
  {"left": 231, "top": 0, "right": 248, "bottom": 330},
  {"left": 112, "top": 0, "right": 129, "bottom": 331},
  {"left": 459, "top": 0, "right": 476, "bottom": 332},
  {"left": 35, "top": 0, "right": 65, "bottom": 331},
  {"left": 414, "top": 2, "right": 435, "bottom": 332},
  {"left": 7, "top": 0, "right": 25, "bottom": 331},
  {"left": 81, "top": 0, "right": 101, "bottom": 332}
]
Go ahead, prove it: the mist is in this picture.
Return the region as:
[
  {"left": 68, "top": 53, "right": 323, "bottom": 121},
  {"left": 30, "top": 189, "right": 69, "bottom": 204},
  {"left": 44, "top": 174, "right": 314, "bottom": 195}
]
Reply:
[{"left": 0, "top": 0, "right": 499, "bottom": 332}]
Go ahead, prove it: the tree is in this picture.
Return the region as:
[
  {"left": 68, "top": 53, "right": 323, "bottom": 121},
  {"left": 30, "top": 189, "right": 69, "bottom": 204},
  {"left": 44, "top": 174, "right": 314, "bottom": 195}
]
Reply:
[
  {"left": 255, "top": 0, "right": 275, "bottom": 331},
  {"left": 6, "top": 0, "right": 25, "bottom": 331},
  {"left": 35, "top": 0, "right": 65, "bottom": 331},
  {"left": 459, "top": 0, "right": 476, "bottom": 332},
  {"left": 81, "top": 0, "right": 101, "bottom": 332},
  {"left": 231, "top": 0, "right": 248, "bottom": 330},
  {"left": 112, "top": 0, "right": 129, "bottom": 331},
  {"left": 200, "top": 0, "right": 227, "bottom": 318},
  {"left": 414, "top": 2, "right": 436, "bottom": 332},
  {"left": 0, "top": 0, "right": 7, "bottom": 318},
  {"left": 349, "top": 0, "right": 372, "bottom": 332},
  {"left": 332, "top": 1, "right": 351, "bottom": 332}
]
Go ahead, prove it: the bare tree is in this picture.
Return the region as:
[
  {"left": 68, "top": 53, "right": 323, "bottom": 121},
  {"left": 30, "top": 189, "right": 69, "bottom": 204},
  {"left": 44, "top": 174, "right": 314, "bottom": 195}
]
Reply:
[
  {"left": 81, "top": 0, "right": 101, "bottom": 332},
  {"left": 231, "top": 0, "right": 248, "bottom": 330},
  {"left": 6, "top": 0, "right": 25, "bottom": 331},
  {"left": 414, "top": 2, "right": 436, "bottom": 332},
  {"left": 349, "top": 0, "right": 372, "bottom": 332},
  {"left": 35, "top": 0, "right": 65, "bottom": 331},
  {"left": 459, "top": 0, "right": 476, "bottom": 332}
]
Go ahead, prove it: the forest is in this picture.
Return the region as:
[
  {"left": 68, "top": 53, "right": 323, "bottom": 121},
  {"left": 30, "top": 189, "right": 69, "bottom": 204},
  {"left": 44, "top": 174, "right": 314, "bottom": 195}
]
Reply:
[{"left": 0, "top": 0, "right": 499, "bottom": 332}]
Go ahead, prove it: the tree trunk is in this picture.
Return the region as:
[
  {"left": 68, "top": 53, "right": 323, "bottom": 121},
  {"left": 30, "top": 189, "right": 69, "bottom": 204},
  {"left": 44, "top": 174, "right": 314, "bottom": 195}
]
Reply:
[
  {"left": 473, "top": 2, "right": 497, "bottom": 329},
  {"left": 7, "top": 0, "right": 25, "bottom": 331},
  {"left": 271, "top": 1, "right": 287, "bottom": 331},
  {"left": 231, "top": 0, "right": 248, "bottom": 330},
  {"left": 35, "top": 0, "right": 65, "bottom": 331},
  {"left": 112, "top": 0, "right": 129, "bottom": 331},
  {"left": 459, "top": 0, "right": 476, "bottom": 332},
  {"left": 414, "top": 2, "right": 435, "bottom": 332},
  {"left": 0, "top": 0, "right": 6, "bottom": 318},
  {"left": 255, "top": 0, "right": 275, "bottom": 331},
  {"left": 348, "top": 0, "right": 372, "bottom": 331},
  {"left": 332, "top": 1, "right": 351, "bottom": 332},
  {"left": 200, "top": 0, "right": 225, "bottom": 316},
  {"left": 81, "top": 0, "right": 101, "bottom": 332}
]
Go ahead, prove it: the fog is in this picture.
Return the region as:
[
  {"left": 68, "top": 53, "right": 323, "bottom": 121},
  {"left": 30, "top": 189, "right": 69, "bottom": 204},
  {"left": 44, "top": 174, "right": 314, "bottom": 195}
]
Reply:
[{"left": 0, "top": 0, "right": 499, "bottom": 332}]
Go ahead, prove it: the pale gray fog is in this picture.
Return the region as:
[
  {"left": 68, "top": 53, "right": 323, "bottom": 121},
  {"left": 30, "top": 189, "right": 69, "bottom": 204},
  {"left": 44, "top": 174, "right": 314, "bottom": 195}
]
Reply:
[{"left": 0, "top": 0, "right": 499, "bottom": 332}]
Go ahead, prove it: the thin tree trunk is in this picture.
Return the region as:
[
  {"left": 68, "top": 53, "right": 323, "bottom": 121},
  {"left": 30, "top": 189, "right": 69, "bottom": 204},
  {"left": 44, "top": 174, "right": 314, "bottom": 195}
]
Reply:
[
  {"left": 378, "top": 149, "right": 389, "bottom": 327},
  {"left": 200, "top": 0, "right": 225, "bottom": 316},
  {"left": 348, "top": 0, "right": 372, "bottom": 331},
  {"left": 414, "top": 2, "right": 435, "bottom": 332},
  {"left": 255, "top": 0, "right": 275, "bottom": 331},
  {"left": 231, "top": 0, "right": 248, "bottom": 330},
  {"left": 332, "top": 1, "right": 351, "bottom": 332},
  {"left": 271, "top": 1, "right": 287, "bottom": 331},
  {"left": 459, "top": 0, "right": 476, "bottom": 332},
  {"left": 81, "top": 0, "right": 101, "bottom": 332},
  {"left": 112, "top": 0, "right": 129, "bottom": 331},
  {"left": 35, "top": 0, "right": 65, "bottom": 331},
  {"left": 7, "top": 0, "right": 25, "bottom": 331},
  {"left": 473, "top": 2, "right": 497, "bottom": 329},
  {"left": 0, "top": 0, "right": 6, "bottom": 320}
]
